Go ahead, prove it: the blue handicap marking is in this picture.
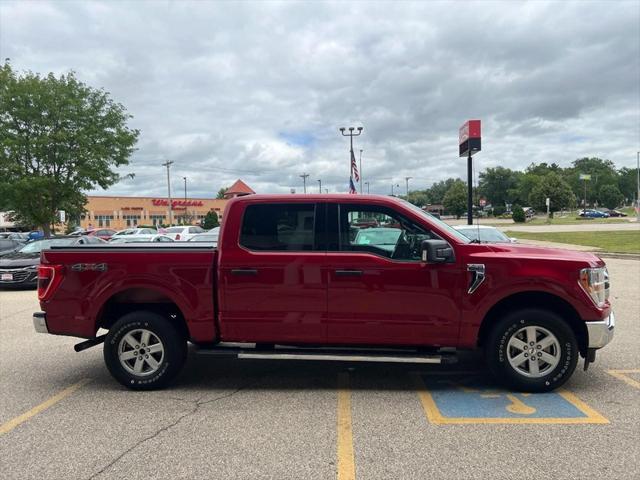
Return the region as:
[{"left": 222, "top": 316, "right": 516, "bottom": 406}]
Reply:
[{"left": 417, "top": 374, "right": 608, "bottom": 424}]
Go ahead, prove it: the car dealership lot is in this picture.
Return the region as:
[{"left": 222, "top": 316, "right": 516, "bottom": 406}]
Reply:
[{"left": 1, "top": 258, "right": 639, "bottom": 480}]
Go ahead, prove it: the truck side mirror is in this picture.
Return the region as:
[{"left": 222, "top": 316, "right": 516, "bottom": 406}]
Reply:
[{"left": 421, "top": 239, "right": 455, "bottom": 263}]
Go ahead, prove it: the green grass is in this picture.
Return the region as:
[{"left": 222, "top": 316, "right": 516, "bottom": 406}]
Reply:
[{"left": 504, "top": 230, "right": 640, "bottom": 254}]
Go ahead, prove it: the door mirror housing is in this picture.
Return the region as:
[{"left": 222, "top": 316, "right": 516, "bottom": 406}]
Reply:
[{"left": 421, "top": 239, "right": 455, "bottom": 263}]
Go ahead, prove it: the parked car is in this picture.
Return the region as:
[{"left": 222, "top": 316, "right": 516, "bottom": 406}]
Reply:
[
  {"left": 109, "top": 235, "right": 174, "bottom": 244},
  {"left": 0, "top": 232, "right": 29, "bottom": 243},
  {"left": 187, "top": 233, "right": 219, "bottom": 244},
  {"left": 34, "top": 194, "right": 614, "bottom": 393},
  {"left": 579, "top": 209, "right": 609, "bottom": 218},
  {"left": 0, "top": 239, "right": 24, "bottom": 257},
  {"left": 111, "top": 228, "right": 158, "bottom": 239},
  {"left": 0, "top": 236, "right": 105, "bottom": 288},
  {"left": 603, "top": 209, "right": 627, "bottom": 217},
  {"left": 71, "top": 228, "right": 118, "bottom": 241},
  {"left": 163, "top": 225, "right": 205, "bottom": 241},
  {"left": 453, "top": 225, "right": 516, "bottom": 244}
]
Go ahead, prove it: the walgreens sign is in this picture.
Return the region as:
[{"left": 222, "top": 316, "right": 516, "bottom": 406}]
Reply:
[{"left": 152, "top": 199, "right": 204, "bottom": 207}]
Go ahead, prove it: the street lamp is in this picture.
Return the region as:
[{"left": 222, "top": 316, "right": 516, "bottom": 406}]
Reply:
[
  {"left": 405, "top": 176, "right": 412, "bottom": 196},
  {"left": 391, "top": 183, "right": 400, "bottom": 196},
  {"left": 317, "top": 179, "right": 322, "bottom": 193},
  {"left": 339, "top": 126, "right": 363, "bottom": 191},
  {"left": 300, "top": 173, "right": 309, "bottom": 193},
  {"left": 365, "top": 181, "right": 370, "bottom": 194}
]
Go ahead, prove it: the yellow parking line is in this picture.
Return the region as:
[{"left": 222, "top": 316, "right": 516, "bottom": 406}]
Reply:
[
  {"left": 337, "top": 372, "right": 355, "bottom": 480},
  {"left": 0, "top": 379, "right": 90, "bottom": 435},
  {"left": 607, "top": 370, "right": 640, "bottom": 389}
]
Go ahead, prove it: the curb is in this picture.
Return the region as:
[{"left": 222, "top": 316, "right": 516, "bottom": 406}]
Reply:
[{"left": 592, "top": 252, "right": 640, "bottom": 260}]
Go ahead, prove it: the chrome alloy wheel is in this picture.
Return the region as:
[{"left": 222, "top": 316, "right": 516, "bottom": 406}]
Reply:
[
  {"left": 117, "top": 329, "right": 165, "bottom": 376},
  {"left": 506, "top": 326, "right": 561, "bottom": 378}
]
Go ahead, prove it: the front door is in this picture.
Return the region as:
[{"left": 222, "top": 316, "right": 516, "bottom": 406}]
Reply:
[
  {"left": 219, "top": 202, "right": 327, "bottom": 344},
  {"left": 326, "top": 203, "right": 463, "bottom": 347}
]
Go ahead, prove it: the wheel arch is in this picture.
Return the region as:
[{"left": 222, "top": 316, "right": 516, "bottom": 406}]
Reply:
[
  {"left": 477, "top": 291, "right": 588, "bottom": 357},
  {"left": 95, "top": 287, "right": 190, "bottom": 341}
]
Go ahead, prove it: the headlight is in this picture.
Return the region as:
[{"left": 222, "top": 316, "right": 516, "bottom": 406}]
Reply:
[{"left": 579, "top": 267, "right": 609, "bottom": 307}]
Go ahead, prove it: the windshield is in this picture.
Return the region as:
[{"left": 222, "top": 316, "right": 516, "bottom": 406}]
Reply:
[
  {"left": 19, "top": 238, "right": 76, "bottom": 253},
  {"left": 354, "top": 228, "right": 401, "bottom": 246},
  {"left": 399, "top": 200, "right": 471, "bottom": 243}
]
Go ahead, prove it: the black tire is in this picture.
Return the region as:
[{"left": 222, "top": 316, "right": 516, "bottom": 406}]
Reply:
[
  {"left": 485, "top": 308, "right": 578, "bottom": 392},
  {"left": 104, "top": 311, "right": 187, "bottom": 390}
]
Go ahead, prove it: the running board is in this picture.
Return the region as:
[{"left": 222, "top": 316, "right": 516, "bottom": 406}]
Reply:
[{"left": 195, "top": 345, "right": 456, "bottom": 365}]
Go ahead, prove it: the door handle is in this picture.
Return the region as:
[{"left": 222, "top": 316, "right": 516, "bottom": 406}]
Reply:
[
  {"left": 335, "top": 269, "right": 363, "bottom": 276},
  {"left": 231, "top": 268, "right": 258, "bottom": 276}
]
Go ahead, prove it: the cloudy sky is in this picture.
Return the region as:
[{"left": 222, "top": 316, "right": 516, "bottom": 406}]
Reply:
[{"left": 1, "top": 0, "right": 639, "bottom": 197}]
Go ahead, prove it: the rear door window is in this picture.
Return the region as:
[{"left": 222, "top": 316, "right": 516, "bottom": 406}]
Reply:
[{"left": 240, "top": 204, "right": 316, "bottom": 251}]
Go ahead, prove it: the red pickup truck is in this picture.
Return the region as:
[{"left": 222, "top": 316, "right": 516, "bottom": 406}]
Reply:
[{"left": 33, "top": 194, "right": 614, "bottom": 391}]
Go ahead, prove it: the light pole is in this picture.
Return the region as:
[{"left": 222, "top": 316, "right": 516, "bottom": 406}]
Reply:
[
  {"left": 365, "top": 181, "right": 370, "bottom": 194},
  {"left": 300, "top": 173, "right": 309, "bottom": 193},
  {"left": 391, "top": 183, "right": 399, "bottom": 196},
  {"left": 359, "top": 149, "right": 363, "bottom": 194},
  {"left": 405, "top": 176, "right": 412, "bottom": 196},
  {"left": 317, "top": 179, "right": 322, "bottom": 193},
  {"left": 162, "top": 160, "right": 174, "bottom": 226},
  {"left": 183, "top": 176, "right": 187, "bottom": 225},
  {"left": 339, "top": 126, "right": 363, "bottom": 191}
]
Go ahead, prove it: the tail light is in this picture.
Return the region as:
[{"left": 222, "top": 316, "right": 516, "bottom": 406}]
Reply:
[
  {"left": 175, "top": 234, "right": 181, "bottom": 240},
  {"left": 38, "top": 265, "right": 64, "bottom": 301}
]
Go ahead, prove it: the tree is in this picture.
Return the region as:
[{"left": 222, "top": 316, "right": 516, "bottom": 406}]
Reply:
[
  {"left": 405, "top": 189, "right": 432, "bottom": 207},
  {"left": 202, "top": 211, "right": 219, "bottom": 230},
  {"left": 216, "top": 187, "right": 228, "bottom": 199},
  {"left": 0, "top": 62, "right": 139, "bottom": 235},
  {"left": 443, "top": 180, "right": 467, "bottom": 219},
  {"left": 528, "top": 173, "right": 575, "bottom": 213},
  {"left": 599, "top": 184, "right": 624, "bottom": 210},
  {"left": 618, "top": 167, "right": 639, "bottom": 204},
  {"left": 478, "top": 167, "right": 521, "bottom": 207}
]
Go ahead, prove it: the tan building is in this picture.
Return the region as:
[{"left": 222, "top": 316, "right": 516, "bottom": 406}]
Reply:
[{"left": 81, "top": 179, "right": 255, "bottom": 230}]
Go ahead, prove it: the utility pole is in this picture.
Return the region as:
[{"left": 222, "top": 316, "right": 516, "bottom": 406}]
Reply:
[
  {"left": 162, "top": 160, "right": 174, "bottom": 226},
  {"left": 405, "top": 176, "right": 412, "bottom": 196},
  {"left": 359, "top": 149, "right": 363, "bottom": 194},
  {"left": 317, "top": 179, "right": 322, "bottom": 193},
  {"left": 300, "top": 173, "right": 309, "bottom": 193},
  {"left": 339, "top": 126, "right": 363, "bottom": 192},
  {"left": 183, "top": 176, "right": 188, "bottom": 225},
  {"left": 365, "top": 181, "right": 370, "bottom": 194}
]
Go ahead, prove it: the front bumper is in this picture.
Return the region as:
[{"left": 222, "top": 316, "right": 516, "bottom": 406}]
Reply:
[
  {"left": 586, "top": 311, "right": 615, "bottom": 349},
  {"left": 33, "top": 312, "right": 49, "bottom": 334}
]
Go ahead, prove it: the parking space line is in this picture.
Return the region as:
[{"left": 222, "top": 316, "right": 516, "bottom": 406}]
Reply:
[
  {"left": 411, "top": 373, "right": 608, "bottom": 424},
  {"left": 607, "top": 370, "right": 640, "bottom": 389},
  {"left": 0, "top": 379, "right": 90, "bottom": 436},
  {"left": 337, "top": 372, "right": 355, "bottom": 480}
]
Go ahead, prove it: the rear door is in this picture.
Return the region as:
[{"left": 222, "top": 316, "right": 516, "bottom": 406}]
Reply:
[{"left": 218, "top": 202, "right": 327, "bottom": 343}]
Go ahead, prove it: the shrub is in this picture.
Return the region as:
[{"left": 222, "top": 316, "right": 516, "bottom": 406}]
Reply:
[{"left": 512, "top": 205, "right": 526, "bottom": 223}]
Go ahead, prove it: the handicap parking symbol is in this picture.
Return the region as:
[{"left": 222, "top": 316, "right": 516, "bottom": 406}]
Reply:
[{"left": 414, "top": 374, "right": 608, "bottom": 424}]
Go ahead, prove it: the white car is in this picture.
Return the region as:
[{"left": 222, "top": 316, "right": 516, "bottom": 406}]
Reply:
[
  {"left": 188, "top": 233, "right": 218, "bottom": 245},
  {"left": 109, "top": 234, "right": 174, "bottom": 244},
  {"left": 453, "top": 225, "right": 517, "bottom": 243},
  {"left": 111, "top": 228, "right": 157, "bottom": 238},
  {"left": 163, "top": 226, "right": 205, "bottom": 241}
]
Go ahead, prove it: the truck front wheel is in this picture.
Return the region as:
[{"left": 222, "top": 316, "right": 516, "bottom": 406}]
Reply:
[
  {"left": 104, "top": 311, "right": 187, "bottom": 390},
  {"left": 485, "top": 309, "right": 578, "bottom": 392}
]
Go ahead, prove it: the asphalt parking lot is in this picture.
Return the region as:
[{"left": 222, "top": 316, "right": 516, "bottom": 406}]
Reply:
[{"left": 1, "top": 258, "right": 639, "bottom": 480}]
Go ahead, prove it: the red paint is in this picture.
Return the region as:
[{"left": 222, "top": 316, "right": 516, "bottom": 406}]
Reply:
[
  {"left": 459, "top": 119, "right": 481, "bottom": 145},
  {"left": 152, "top": 199, "right": 204, "bottom": 207},
  {"left": 39, "top": 194, "right": 610, "bottom": 353}
]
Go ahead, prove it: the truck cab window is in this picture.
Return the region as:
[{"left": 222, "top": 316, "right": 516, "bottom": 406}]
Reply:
[
  {"left": 240, "top": 204, "right": 316, "bottom": 251},
  {"left": 338, "top": 205, "right": 434, "bottom": 260}
]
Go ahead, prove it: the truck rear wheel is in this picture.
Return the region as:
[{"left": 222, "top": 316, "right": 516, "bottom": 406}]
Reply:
[
  {"left": 104, "top": 311, "right": 187, "bottom": 390},
  {"left": 485, "top": 309, "right": 578, "bottom": 392}
]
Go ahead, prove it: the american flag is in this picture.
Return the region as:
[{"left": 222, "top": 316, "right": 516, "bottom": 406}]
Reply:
[
  {"left": 348, "top": 177, "right": 357, "bottom": 194},
  {"left": 350, "top": 149, "right": 360, "bottom": 182}
]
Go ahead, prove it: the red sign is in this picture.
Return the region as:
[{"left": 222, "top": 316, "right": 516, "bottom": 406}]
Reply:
[
  {"left": 152, "top": 199, "right": 204, "bottom": 208},
  {"left": 459, "top": 120, "right": 481, "bottom": 157}
]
